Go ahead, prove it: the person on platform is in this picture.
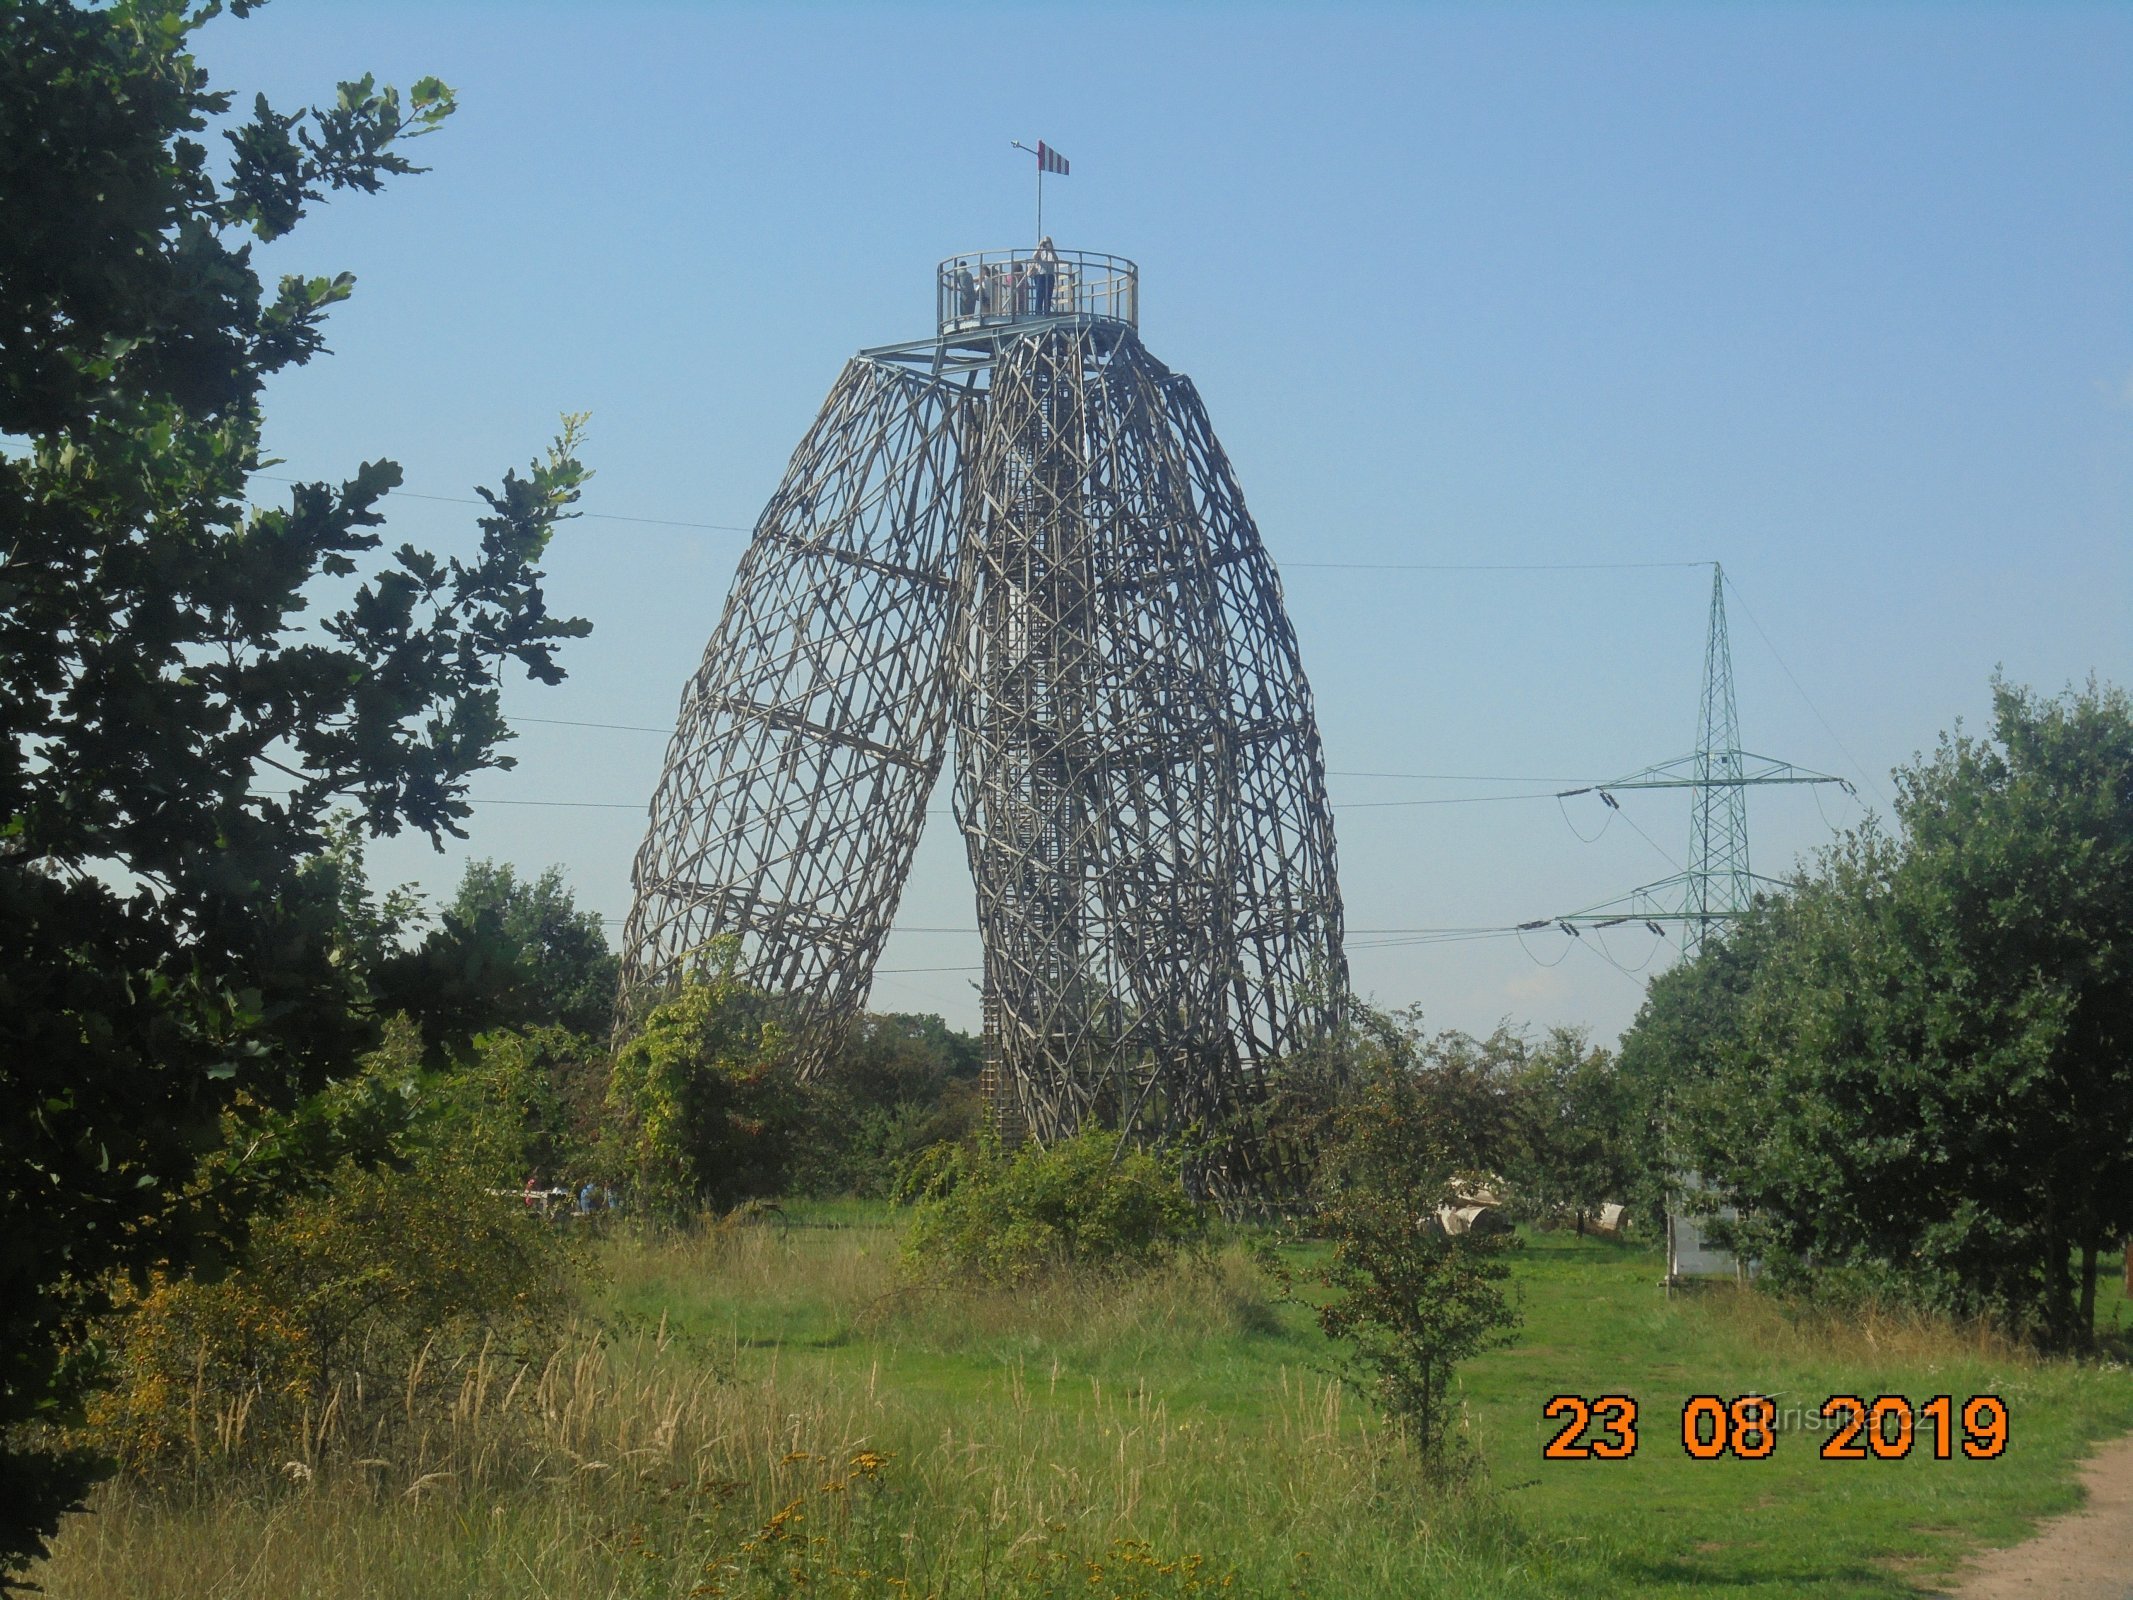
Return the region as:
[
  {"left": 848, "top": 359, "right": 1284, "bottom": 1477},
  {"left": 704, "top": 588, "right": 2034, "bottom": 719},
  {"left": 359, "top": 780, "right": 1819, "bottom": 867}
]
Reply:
[
  {"left": 1029, "top": 236, "right": 1060, "bottom": 315},
  {"left": 953, "top": 261, "right": 978, "bottom": 321}
]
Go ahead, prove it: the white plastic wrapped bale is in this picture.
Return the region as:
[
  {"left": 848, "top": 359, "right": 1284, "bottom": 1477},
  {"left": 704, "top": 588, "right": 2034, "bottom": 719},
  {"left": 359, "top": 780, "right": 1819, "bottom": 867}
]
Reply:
[{"left": 1438, "top": 1204, "right": 1512, "bottom": 1238}]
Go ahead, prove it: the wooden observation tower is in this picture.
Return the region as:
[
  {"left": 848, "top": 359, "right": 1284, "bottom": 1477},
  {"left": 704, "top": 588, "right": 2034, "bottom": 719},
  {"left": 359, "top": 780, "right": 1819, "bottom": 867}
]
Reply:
[{"left": 618, "top": 247, "right": 1346, "bottom": 1204}]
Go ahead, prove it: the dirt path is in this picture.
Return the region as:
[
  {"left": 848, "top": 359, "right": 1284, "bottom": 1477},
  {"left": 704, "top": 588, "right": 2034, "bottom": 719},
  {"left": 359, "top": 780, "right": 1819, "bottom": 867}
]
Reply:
[{"left": 1940, "top": 1429, "right": 2133, "bottom": 1598}]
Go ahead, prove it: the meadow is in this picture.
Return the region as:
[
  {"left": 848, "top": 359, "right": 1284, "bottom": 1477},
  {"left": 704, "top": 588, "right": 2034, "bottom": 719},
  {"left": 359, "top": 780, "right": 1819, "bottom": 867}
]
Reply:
[{"left": 35, "top": 1206, "right": 2133, "bottom": 1600}]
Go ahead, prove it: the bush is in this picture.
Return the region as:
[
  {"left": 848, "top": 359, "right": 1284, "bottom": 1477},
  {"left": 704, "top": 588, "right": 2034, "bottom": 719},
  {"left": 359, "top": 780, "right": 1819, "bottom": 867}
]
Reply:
[
  {"left": 91, "top": 1151, "right": 562, "bottom": 1473},
  {"left": 899, "top": 1130, "right": 1206, "bottom": 1285},
  {"left": 85, "top": 1021, "right": 572, "bottom": 1473},
  {"left": 607, "top": 959, "right": 988, "bottom": 1209},
  {"left": 441, "top": 1023, "right": 611, "bottom": 1186}
]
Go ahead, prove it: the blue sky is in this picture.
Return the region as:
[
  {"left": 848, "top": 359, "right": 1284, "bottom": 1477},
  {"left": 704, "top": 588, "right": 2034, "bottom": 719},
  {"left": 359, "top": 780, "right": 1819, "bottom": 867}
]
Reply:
[{"left": 218, "top": 2, "right": 2131, "bottom": 1043}]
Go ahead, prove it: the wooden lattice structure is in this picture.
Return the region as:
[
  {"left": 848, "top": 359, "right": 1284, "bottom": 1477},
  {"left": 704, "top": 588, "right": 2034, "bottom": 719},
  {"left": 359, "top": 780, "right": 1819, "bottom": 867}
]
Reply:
[{"left": 619, "top": 248, "right": 1345, "bottom": 1203}]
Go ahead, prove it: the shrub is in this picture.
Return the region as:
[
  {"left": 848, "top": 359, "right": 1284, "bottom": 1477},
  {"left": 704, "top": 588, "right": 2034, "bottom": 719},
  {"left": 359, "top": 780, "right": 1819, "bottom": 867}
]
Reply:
[
  {"left": 440, "top": 1023, "right": 611, "bottom": 1185},
  {"left": 85, "top": 1021, "right": 571, "bottom": 1472},
  {"left": 899, "top": 1130, "right": 1205, "bottom": 1285},
  {"left": 91, "top": 1149, "right": 562, "bottom": 1473}
]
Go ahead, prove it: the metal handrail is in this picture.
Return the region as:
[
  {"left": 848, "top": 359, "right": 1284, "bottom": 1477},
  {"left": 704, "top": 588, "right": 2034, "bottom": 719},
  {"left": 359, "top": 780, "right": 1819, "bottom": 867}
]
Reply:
[{"left": 936, "top": 248, "right": 1139, "bottom": 334}]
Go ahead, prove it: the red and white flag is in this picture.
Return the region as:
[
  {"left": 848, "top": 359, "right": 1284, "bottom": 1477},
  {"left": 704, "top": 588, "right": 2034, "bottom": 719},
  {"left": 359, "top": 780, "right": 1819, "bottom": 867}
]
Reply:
[{"left": 1036, "top": 141, "right": 1069, "bottom": 176}]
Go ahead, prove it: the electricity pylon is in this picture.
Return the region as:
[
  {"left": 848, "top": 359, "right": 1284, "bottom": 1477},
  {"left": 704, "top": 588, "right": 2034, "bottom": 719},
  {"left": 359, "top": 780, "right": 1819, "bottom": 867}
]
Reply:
[
  {"left": 1686, "top": 561, "right": 1750, "bottom": 952},
  {"left": 616, "top": 248, "right": 1346, "bottom": 1206},
  {"left": 1541, "top": 563, "right": 1848, "bottom": 955}
]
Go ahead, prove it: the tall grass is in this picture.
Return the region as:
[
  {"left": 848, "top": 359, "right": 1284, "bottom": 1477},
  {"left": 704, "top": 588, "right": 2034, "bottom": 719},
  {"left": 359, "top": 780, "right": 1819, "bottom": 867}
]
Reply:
[
  {"left": 1705, "top": 1277, "right": 2036, "bottom": 1369},
  {"left": 43, "top": 1218, "right": 2125, "bottom": 1598},
  {"left": 37, "top": 1220, "right": 1543, "bottom": 1600}
]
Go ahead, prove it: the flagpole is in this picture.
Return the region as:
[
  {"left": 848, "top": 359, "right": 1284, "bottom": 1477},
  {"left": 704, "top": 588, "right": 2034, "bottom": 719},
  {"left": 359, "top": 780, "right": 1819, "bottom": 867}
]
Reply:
[{"left": 1012, "top": 140, "right": 1041, "bottom": 242}]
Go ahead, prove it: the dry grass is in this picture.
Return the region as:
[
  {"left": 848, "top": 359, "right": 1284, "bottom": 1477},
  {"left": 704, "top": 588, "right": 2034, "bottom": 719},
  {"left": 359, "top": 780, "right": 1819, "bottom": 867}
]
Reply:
[
  {"left": 46, "top": 1219, "right": 2113, "bottom": 1598},
  {"left": 1697, "top": 1277, "right": 2037, "bottom": 1370},
  {"left": 36, "top": 1220, "right": 1517, "bottom": 1599}
]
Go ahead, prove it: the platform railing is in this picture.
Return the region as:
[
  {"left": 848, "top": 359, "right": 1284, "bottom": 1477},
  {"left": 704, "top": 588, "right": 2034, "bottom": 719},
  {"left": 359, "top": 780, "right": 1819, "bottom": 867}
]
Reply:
[{"left": 937, "top": 249, "right": 1139, "bottom": 334}]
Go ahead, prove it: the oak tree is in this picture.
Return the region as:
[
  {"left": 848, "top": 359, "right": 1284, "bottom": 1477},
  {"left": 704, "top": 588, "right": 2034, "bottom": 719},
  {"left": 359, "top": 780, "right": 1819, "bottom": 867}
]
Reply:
[{"left": 0, "top": 1, "right": 590, "bottom": 1575}]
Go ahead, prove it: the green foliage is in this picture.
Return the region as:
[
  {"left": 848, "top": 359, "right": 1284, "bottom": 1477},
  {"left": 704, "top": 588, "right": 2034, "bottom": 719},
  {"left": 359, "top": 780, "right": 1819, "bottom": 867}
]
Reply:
[
  {"left": 788, "top": 1012, "right": 984, "bottom": 1197},
  {"left": 0, "top": 1, "right": 588, "bottom": 1577},
  {"left": 89, "top": 1029, "right": 567, "bottom": 1473},
  {"left": 295, "top": 814, "right": 425, "bottom": 971},
  {"left": 432, "top": 1024, "right": 611, "bottom": 1190},
  {"left": 899, "top": 1129, "right": 1206, "bottom": 1285},
  {"left": 605, "top": 946, "right": 798, "bottom": 1216},
  {"left": 1503, "top": 1028, "right": 1633, "bottom": 1230},
  {"left": 1623, "top": 676, "right": 2133, "bottom": 1350},
  {"left": 1307, "top": 1006, "right": 1522, "bottom": 1459},
  {"left": 449, "top": 860, "right": 619, "bottom": 1040},
  {"left": 1614, "top": 913, "right": 1766, "bottom": 1228},
  {"left": 606, "top": 972, "right": 982, "bottom": 1211}
]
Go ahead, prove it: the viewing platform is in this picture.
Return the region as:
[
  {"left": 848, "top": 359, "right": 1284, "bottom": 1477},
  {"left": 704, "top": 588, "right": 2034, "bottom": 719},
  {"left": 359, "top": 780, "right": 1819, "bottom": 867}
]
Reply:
[{"left": 936, "top": 249, "right": 1138, "bottom": 335}]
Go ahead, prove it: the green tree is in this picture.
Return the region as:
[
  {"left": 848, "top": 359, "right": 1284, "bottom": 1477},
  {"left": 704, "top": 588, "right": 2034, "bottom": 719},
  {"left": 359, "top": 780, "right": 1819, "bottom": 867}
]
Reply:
[
  {"left": 1508, "top": 1027, "right": 1633, "bottom": 1233},
  {"left": 1614, "top": 911, "right": 1779, "bottom": 1235},
  {"left": 450, "top": 859, "right": 619, "bottom": 1040},
  {"left": 604, "top": 943, "right": 799, "bottom": 1215},
  {"left": 791, "top": 1011, "right": 984, "bottom": 1196},
  {"left": 1883, "top": 678, "right": 2133, "bottom": 1342},
  {"left": 0, "top": 2, "right": 588, "bottom": 1576},
  {"left": 1307, "top": 1006, "right": 1521, "bottom": 1459},
  {"left": 1625, "top": 679, "right": 2133, "bottom": 1349}
]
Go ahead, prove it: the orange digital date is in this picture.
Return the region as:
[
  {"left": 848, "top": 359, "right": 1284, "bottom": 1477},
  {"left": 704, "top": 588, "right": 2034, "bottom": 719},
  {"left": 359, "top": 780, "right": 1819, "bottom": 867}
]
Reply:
[{"left": 1541, "top": 1393, "right": 2007, "bottom": 1462}]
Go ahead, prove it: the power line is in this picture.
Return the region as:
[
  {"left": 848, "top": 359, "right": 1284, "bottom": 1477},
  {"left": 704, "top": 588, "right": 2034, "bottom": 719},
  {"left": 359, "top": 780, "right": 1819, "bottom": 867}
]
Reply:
[
  {"left": 445, "top": 790, "right": 1567, "bottom": 815},
  {"left": 1332, "top": 768, "right": 1598, "bottom": 784},
  {"left": 504, "top": 715, "right": 1617, "bottom": 793},
  {"left": 1337, "top": 790, "right": 1564, "bottom": 809},
  {"left": 506, "top": 718, "right": 1606, "bottom": 789},
  {"left": 251, "top": 474, "right": 754, "bottom": 535},
  {"left": 250, "top": 474, "right": 1710, "bottom": 575},
  {"left": 1611, "top": 801, "right": 1683, "bottom": 873},
  {"left": 587, "top": 916, "right": 1545, "bottom": 940},
  {"left": 858, "top": 921, "right": 1658, "bottom": 977},
  {"left": 570, "top": 911, "right": 1662, "bottom": 979},
  {"left": 511, "top": 714, "right": 674, "bottom": 735},
  {"left": 1285, "top": 559, "right": 1711, "bottom": 573},
  {"left": 1721, "top": 571, "right": 1890, "bottom": 807},
  {"left": 247, "top": 511, "right": 1857, "bottom": 971},
  {"left": 304, "top": 781, "right": 1573, "bottom": 816},
  {"left": 875, "top": 924, "right": 1548, "bottom": 938}
]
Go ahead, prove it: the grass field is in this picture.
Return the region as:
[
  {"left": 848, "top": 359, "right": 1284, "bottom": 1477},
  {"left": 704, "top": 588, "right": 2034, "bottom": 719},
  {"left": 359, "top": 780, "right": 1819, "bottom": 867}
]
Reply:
[{"left": 35, "top": 1205, "right": 2133, "bottom": 1599}]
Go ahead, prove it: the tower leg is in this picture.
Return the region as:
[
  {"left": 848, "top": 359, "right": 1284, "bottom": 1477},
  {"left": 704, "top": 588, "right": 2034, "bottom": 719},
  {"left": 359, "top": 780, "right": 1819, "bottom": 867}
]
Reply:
[
  {"left": 957, "top": 329, "right": 1106, "bottom": 1144},
  {"left": 955, "top": 327, "right": 1344, "bottom": 1207},
  {"left": 1154, "top": 369, "right": 1347, "bottom": 1197},
  {"left": 619, "top": 358, "right": 976, "bottom": 1072}
]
